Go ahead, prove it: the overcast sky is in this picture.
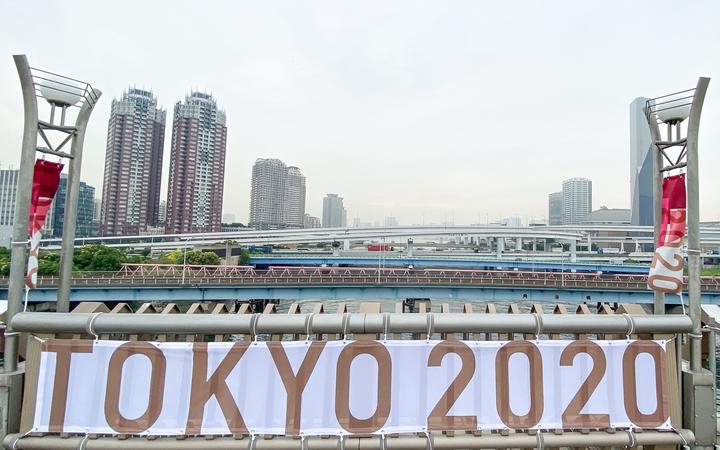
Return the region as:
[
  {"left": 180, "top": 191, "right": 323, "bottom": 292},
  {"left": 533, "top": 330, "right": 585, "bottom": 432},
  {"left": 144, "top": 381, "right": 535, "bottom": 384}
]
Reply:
[{"left": 1, "top": 1, "right": 718, "bottom": 225}]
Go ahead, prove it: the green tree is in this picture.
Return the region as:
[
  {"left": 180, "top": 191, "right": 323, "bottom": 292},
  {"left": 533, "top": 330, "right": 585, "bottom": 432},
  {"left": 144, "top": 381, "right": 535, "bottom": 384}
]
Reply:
[
  {"left": 161, "top": 249, "right": 220, "bottom": 265},
  {"left": 73, "top": 244, "right": 127, "bottom": 272},
  {"left": 237, "top": 248, "right": 250, "bottom": 265}
]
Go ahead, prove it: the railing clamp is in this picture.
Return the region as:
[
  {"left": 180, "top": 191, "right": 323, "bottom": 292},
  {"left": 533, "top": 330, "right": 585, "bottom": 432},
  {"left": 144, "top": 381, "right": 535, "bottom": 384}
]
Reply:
[
  {"left": 249, "top": 314, "right": 260, "bottom": 342},
  {"left": 341, "top": 312, "right": 351, "bottom": 341}
]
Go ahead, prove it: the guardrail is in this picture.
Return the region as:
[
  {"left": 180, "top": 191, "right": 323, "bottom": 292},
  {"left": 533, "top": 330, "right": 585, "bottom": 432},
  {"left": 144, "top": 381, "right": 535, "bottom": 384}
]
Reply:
[{"left": 2, "top": 299, "right": 706, "bottom": 449}]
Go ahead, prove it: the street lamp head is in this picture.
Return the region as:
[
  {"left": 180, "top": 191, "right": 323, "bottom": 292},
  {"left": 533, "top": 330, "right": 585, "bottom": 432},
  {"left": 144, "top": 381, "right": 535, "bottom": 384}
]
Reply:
[
  {"left": 36, "top": 73, "right": 85, "bottom": 107},
  {"left": 652, "top": 96, "right": 692, "bottom": 124}
]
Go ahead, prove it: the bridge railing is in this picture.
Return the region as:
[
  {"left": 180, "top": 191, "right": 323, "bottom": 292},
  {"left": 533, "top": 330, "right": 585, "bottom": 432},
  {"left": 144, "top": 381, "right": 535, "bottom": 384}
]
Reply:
[{"left": 3, "top": 299, "right": 706, "bottom": 449}]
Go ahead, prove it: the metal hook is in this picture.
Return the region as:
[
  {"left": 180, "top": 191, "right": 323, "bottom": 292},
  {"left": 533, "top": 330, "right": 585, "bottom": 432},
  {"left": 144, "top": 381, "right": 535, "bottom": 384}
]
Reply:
[
  {"left": 424, "top": 431, "right": 434, "bottom": 450},
  {"left": 535, "top": 430, "right": 544, "bottom": 450},
  {"left": 305, "top": 313, "right": 315, "bottom": 342},
  {"left": 625, "top": 429, "right": 637, "bottom": 448},
  {"left": 248, "top": 433, "right": 257, "bottom": 450},
  {"left": 341, "top": 312, "right": 351, "bottom": 341},
  {"left": 379, "top": 433, "right": 387, "bottom": 450},
  {"left": 337, "top": 434, "right": 346, "bottom": 450},
  {"left": 622, "top": 313, "right": 635, "bottom": 341},
  {"left": 86, "top": 312, "right": 102, "bottom": 340},
  {"left": 78, "top": 434, "right": 90, "bottom": 450},
  {"left": 250, "top": 314, "right": 260, "bottom": 342},
  {"left": 382, "top": 312, "right": 390, "bottom": 341},
  {"left": 426, "top": 312, "right": 434, "bottom": 340},
  {"left": 533, "top": 313, "right": 543, "bottom": 340}
]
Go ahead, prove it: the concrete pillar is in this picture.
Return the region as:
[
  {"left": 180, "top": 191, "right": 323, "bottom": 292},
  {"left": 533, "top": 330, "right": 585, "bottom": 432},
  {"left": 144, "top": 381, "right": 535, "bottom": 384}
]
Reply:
[
  {"left": 634, "top": 240, "right": 639, "bottom": 252},
  {"left": 620, "top": 242, "right": 625, "bottom": 253},
  {"left": 496, "top": 237, "right": 504, "bottom": 258},
  {"left": 515, "top": 237, "right": 522, "bottom": 251},
  {"left": 343, "top": 239, "right": 350, "bottom": 251},
  {"left": 532, "top": 239, "right": 537, "bottom": 252},
  {"left": 570, "top": 240, "right": 577, "bottom": 263},
  {"left": 587, "top": 234, "right": 592, "bottom": 251},
  {"left": 407, "top": 238, "right": 414, "bottom": 258}
]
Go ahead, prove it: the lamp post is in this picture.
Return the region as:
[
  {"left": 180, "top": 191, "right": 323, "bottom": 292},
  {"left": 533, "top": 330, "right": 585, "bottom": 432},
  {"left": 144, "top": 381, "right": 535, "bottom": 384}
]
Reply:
[
  {"left": 5, "top": 56, "right": 100, "bottom": 373},
  {"left": 645, "top": 78, "right": 713, "bottom": 448}
]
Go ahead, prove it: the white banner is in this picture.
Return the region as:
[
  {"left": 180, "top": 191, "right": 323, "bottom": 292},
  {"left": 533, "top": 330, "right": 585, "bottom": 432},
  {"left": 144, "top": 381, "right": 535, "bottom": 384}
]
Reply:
[{"left": 32, "top": 339, "right": 673, "bottom": 436}]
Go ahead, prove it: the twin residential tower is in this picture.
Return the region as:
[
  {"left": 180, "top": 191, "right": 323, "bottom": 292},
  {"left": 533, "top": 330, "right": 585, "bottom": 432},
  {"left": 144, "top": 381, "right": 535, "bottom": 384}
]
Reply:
[{"left": 100, "top": 89, "right": 226, "bottom": 236}]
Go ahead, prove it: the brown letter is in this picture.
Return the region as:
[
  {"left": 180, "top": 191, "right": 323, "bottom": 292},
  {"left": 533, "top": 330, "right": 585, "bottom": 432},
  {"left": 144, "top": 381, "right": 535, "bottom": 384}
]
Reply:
[
  {"left": 42, "top": 340, "right": 94, "bottom": 433},
  {"left": 186, "top": 341, "right": 249, "bottom": 435},
  {"left": 335, "top": 341, "right": 392, "bottom": 433},
  {"left": 622, "top": 341, "right": 669, "bottom": 428},
  {"left": 267, "top": 341, "right": 327, "bottom": 435},
  {"left": 105, "top": 342, "right": 166, "bottom": 433},
  {"left": 560, "top": 341, "right": 610, "bottom": 428},
  {"left": 427, "top": 340, "right": 478, "bottom": 431},
  {"left": 495, "top": 341, "right": 544, "bottom": 428}
]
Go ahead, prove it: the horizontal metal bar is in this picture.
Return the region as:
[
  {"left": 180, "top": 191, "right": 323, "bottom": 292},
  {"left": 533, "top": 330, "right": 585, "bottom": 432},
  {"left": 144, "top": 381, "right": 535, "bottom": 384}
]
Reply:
[
  {"left": 2, "top": 430, "right": 695, "bottom": 449},
  {"left": 10, "top": 312, "right": 693, "bottom": 336},
  {"left": 660, "top": 162, "right": 687, "bottom": 172},
  {"left": 36, "top": 146, "right": 73, "bottom": 159},
  {"left": 37, "top": 120, "right": 78, "bottom": 133}
]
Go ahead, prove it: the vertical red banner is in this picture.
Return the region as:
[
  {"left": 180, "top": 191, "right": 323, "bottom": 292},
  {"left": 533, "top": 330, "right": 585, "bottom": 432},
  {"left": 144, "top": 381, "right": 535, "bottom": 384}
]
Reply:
[
  {"left": 647, "top": 173, "right": 686, "bottom": 294},
  {"left": 26, "top": 160, "right": 64, "bottom": 289}
]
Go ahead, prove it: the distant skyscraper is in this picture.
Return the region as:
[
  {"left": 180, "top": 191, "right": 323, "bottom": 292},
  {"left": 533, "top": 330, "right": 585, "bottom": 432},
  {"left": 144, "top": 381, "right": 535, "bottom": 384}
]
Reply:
[
  {"left": 166, "top": 92, "right": 227, "bottom": 234},
  {"left": 322, "top": 194, "right": 346, "bottom": 228},
  {"left": 630, "top": 97, "right": 653, "bottom": 226},
  {"left": 93, "top": 198, "right": 101, "bottom": 222},
  {"left": 548, "top": 192, "right": 563, "bottom": 225},
  {"left": 303, "top": 213, "right": 321, "bottom": 229},
  {"left": 101, "top": 88, "right": 165, "bottom": 236},
  {"left": 222, "top": 213, "right": 236, "bottom": 224},
  {"left": 562, "top": 178, "right": 592, "bottom": 225},
  {"left": 248, "top": 159, "right": 306, "bottom": 229},
  {"left": 50, "top": 174, "right": 96, "bottom": 238},
  {"left": 284, "top": 166, "right": 306, "bottom": 228},
  {"left": 384, "top": 216, "right": 398, "bottom": 227},
  {"left": 0, "top": 169, "right": 19, "bottom": 247}
]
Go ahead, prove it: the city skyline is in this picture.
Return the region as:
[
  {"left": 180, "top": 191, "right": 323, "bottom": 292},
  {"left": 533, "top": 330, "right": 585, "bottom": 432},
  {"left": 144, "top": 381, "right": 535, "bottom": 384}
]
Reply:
[{"left": 1, "top": 1, "right": 719, "bottom": 225}]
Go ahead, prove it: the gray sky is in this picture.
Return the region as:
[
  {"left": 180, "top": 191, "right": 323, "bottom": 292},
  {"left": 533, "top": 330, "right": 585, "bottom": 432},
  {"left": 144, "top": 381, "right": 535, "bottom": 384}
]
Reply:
[{"left": 1, "top": 0, "right": 719, "bottom": 225}]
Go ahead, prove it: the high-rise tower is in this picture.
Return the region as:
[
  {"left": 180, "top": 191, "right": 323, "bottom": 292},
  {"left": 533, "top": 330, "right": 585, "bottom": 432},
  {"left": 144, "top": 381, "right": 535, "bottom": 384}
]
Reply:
[
  {"left": 166, "top": 92, "right": 227, "bottom": 234},
  {"left": 562, "top": 178, "right": 592, "bottom": 225},
  {"left": 100, "top": 88, "right": 165, "bottom": 236},
  {"left": 322, "top": 193, "right": 346, "bottom": 228},
  {"left": 284, "top": 166, "right": 306, "bottom": 228},
  {"left": 630, "top": 97, "right": 653, "bottom": 226},
  {"left": 248, "top": 159, "right": 306, "bottom": 229},
  {"left": 548, "top": 192, "right": 563, "bottom": 225}
]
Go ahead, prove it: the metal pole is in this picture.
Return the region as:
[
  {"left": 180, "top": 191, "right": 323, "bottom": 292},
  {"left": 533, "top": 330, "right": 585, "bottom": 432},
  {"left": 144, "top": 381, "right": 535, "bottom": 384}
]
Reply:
[
  {"left": 647, "top": 100, "right": 665, "bottom": 315},
  {"left": 687, "top": 77, "right": 710, "bottom": 372},
  {"left": 56, "top": 88, "right": 101, "bottom": 313},
  {"left": 4, "top": 55, "right": 39, "bottom": 373}
]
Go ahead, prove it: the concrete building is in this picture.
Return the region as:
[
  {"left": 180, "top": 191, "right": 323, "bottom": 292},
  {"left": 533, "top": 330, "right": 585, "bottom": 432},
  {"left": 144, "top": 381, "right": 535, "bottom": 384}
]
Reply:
[
  {"left": 322, "top": 193, "right": 346, "bottom": 228},
  {"left": 562, "top": 178, "right": 592, "bottom": 225},
  {"left": 249, "top": 159, "right": 306, "bottom": 229},
  {"left": 548, "top": 192, "right": 563, "bottom": 225},
  {"left": 0, "top": 169, "right": 19, "bottom": 247},
  {"left": 166, "top": 92, "right": 227, "bottom": 234},
  {"left": 92, "top": 198, "right": 101, "bottom": 222},
  {"left": 581, "top": 207, "right": 631, "bottom": 225},
  {"left": 284, "top": 166, "right": 306, "bottom": 228},
  {"left": 222, "top": 213, "right": 236, "bottom": 224},
  {"left": 303, "top": 213, "right": 321, "bottom": 229},
  {"left": 630, "top": 97, "right": 653, "bottom": 226},
  {"left": 49, "top": 174, "right": 96, "bottom": 238},
  {"left": 101, "top": 88, "right": 165, "bottom": 236}
]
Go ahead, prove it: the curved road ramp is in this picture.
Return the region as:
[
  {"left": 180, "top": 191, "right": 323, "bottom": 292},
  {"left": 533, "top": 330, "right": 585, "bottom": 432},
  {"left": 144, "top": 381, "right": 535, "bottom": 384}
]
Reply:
[{"left": 1, "top": 300, "right": 717, "bottom": 449}]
